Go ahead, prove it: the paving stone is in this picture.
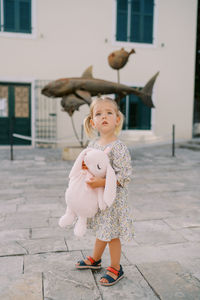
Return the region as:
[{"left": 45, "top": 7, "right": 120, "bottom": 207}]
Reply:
[
  {"left": 0, "top": 203, "right": 17, "bottom": 213},
  {"left": 24, "top": 252, "right": 101, "bottom": 299},
  {"left": 0, "top": 145, "right": 200, "bottom": 299},
  {"left": 26, "top": 196, "right": 62, "bottom": 205},
  {"left": 94, "top": 265, "right": 158, "bottom": 299},
  {"left": 24, "top": 251, "right": 81, "bottom": 274},
  {"left": 133, "top": 207, "right": 174, "bottom": 221},
  {"left": 32, "top": 226, "right": 72, "bottom": 239},
  {"left": 44, "top": 269, "right": 101, "bottom": 300},
  {"left": 0, "top": 273, "right": 43, "bottom": 300},
  {"left": 18, "top": 237, "right": 67, "bottom": 254},
  {"left": 1, "top": 211, "right": 49, "bottom": 229},
  {"left": 177, "top": 228, "right": 200, "bottom": 242},
  {"left": 182, "top": 257, "right": 200, "bottom": 281},
  {"left": 49, "top": 208, "right": 66, "bottom": 218},
  {"left": 136, "top": 261, "right": 200, "bottom": 299},
  {"left": 123, "top": 242, "right": 200, "bottom": 265},
  {"left": 23, "top": 189, "right": 64, "bottom": 198},
  {"left": 0, "top": 256, "right": 23, "bottom": 276},
  {"left": 0, "top": 192, "right": 24, "bottom": 201},
  {"left": 0, "top": 228, "right": 30, "bottom": 241},
  {"left": 0, "top": 189, "right": 24, "bottom": 196},
  {"left": 66, "top": 229, "right": 97, "bottom": 251},
  {"left": 17, "top": 203, "right": 63, "bottom": 213},
  {"left": 133, "top": 220, "right": 186, "bottom": 245},
  {"left": 0, "top": 241, "right": 27, "bottom": 256},
  {"left": 164, "top": 214, "right": 200, "bottom": 230},
  {"left": 0, "top": 197, "right": 26, "bottom": 205}
]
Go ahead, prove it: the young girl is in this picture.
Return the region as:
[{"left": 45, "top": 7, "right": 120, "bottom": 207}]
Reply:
[{"left": 76, "top": 97, "right": 134, "bottom": 286}]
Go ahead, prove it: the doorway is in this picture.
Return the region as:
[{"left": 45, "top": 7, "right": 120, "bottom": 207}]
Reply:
[{"left": 0, "top": 83, "right": 31, "bottom": 145}]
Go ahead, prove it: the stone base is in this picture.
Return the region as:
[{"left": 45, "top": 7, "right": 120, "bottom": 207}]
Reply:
[{"left": 62, "top": 147, "right": 84, "bottom": 160}]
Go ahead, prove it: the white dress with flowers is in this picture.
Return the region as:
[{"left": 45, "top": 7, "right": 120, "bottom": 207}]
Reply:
[{"left": 87, "top": 139, "right": 134, "bottom": 242}]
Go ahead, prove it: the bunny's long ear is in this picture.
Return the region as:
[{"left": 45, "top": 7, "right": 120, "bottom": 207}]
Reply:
[
  {"left": 69, "top": 148, "right": 91, "bottom": 178},
  {"left": 103, "top": 164, "right": 117, "bottom": 207}
]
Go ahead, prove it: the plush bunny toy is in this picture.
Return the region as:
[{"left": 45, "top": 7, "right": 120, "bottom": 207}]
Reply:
[{"left": 59, "top": 147, "right": 116, "bottom": 237}]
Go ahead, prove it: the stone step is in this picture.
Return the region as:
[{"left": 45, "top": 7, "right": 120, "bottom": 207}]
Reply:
[
  {"left": 179, "top": 139, "right": 200, "bottom": 151},
  {"left": 188, "top": 139, "right": 200, "bottom": 145}
]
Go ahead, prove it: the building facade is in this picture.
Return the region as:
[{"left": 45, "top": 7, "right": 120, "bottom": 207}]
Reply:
[{"left": 0, "top": 0, "right": 198, "bottom": 147}]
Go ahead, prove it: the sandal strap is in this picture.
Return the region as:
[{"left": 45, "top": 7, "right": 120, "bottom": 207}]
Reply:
[
  {"left": 87, "top": 256, "right": 95, "bottom": 264},
  {"left": 101, "top": 274, "right": 116, "bottom": 283},
  {"left": 87, "top": 256, "right": 101, "bottom": 265},
  {"left": 107, "top": 266, "right": 119, "bottom": 276}
]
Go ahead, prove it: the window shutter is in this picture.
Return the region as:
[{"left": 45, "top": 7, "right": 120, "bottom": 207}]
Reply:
[
  {"left": 129, "top": 95, "right": 138, "bottom": 129},
  {"left": 4, "top": 0, "right": 16, "bottom": 32},
  {"left": 130, "top": 0, "right": 154, "bottom": 43},
  {"left": 130, "top": 0, "right": 141, "bottom": 43},
  {"left": 19, "top": 0, "right": 31, "bottom": 33},
  {"left": 116, "top": 0, "right": 128, "bottom": 41},
  {"left": 139, "top": 101, "right": 151, "bottom": 129},
  {"left": 143, "top": 0, "right": 154, "bottom": 43}
]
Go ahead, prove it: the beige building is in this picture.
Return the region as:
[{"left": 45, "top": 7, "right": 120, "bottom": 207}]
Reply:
[{"left": 0, "top": 0, "right": 198, "bottom": 147}]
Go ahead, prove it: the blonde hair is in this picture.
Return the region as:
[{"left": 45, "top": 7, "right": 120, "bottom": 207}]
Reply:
[{"left": 84, "top": 97, "right": 124, "bottom": 138}]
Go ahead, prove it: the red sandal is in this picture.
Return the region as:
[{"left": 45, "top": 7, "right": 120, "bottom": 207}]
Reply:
[{"left": 100, "top": 265, "right": 124, "bottom": 286}]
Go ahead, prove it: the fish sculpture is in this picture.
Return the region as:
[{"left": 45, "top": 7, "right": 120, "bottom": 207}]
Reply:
[
  {"left": 42, "top": 66, "right": 159, "bottom": 116},
  {"left": 108, "top": 48, "right": 136, "bottom": 70}
]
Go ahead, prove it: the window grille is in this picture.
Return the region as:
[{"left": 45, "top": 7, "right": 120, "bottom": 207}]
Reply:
[{"left": 35, "top": 80, "right": 57, "bottom": 145}]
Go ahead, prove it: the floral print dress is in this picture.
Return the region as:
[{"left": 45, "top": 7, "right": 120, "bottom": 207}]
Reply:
[{"left": 87, "top": 139, "right": 134, "bottom": 242}]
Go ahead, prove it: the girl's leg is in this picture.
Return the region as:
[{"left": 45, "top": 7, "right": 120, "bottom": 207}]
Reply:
[
  {"left": 92, "top": 238, "right": 107, "bottom": 261},
  {"left": 100, "top": 238, "right": 121, "bottom": 283},
  {"left": 76, "top": 238, "right": 107, "bottom": 266}
]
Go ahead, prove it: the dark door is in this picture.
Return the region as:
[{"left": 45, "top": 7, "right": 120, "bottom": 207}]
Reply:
[{"left": 0, "top": 83, "right": 31, "bottom": 145}]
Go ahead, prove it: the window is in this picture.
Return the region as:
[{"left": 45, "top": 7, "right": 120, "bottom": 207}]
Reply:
[
  {"left": 0, "top": 0, "right": 32, "bottom": 34},
  {"left": 120, "top": 94, "right": 151, "bottom": 130},
  {"left": 116, "top": 0, "right": 154, "bottom": 44}
]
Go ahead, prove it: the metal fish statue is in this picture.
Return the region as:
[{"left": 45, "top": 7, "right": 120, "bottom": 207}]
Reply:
[
  {"left": 42, "top": 66, "right": 159, "bottom": 115},
  {"left": 108, "top": 48, "right": 136, "bottom": 70}
]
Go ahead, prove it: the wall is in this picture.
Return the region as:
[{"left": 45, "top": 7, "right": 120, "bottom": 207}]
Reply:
[{"left": 0, "top": 0, "right": 198, "bottom": 146}]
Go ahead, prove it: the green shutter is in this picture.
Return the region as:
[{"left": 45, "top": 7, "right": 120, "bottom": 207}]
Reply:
[
  {"left": 119, "top": 97, "right": 127, "bottom": 129},
  {"left": 116, "top": 0, "right": 128, "bottom": 41},
  {"left": 19, "top": 0, "right": 31, "bottom": 33},
  {"left": 143, "top": 0, "right": 154, "bottom": 43},
  {"left": 4, "top": 0, "right": 16, "bottom": 32},
  {"left": 3, "top": 0, "right": 31, "bottom": 33},
  {"left": 130, "top": 0, "right": 154, "bottom": 43}
]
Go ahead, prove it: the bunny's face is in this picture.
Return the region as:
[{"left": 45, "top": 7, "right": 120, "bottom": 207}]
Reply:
[{"left": 84, "top": 150, "right": 109, "bottom": 177}]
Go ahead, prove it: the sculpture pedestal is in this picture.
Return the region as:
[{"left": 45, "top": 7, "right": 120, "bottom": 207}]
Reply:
[{"left": 62, "top": 147, "right": 84, "bottom": 160}]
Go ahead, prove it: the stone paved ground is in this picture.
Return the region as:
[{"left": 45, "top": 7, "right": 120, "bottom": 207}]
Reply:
[{"left": 0, "top": 143, "right": 200, "bottom": 299}]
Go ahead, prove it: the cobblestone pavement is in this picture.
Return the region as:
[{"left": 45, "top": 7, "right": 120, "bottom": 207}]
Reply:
[{"left": 0, "top": 143, "right": 200, "bottom": 299}]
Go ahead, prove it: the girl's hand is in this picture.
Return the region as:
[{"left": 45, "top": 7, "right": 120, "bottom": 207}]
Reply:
[{"left": 86, "top": 176, "right": 105, "bottom": 188}]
